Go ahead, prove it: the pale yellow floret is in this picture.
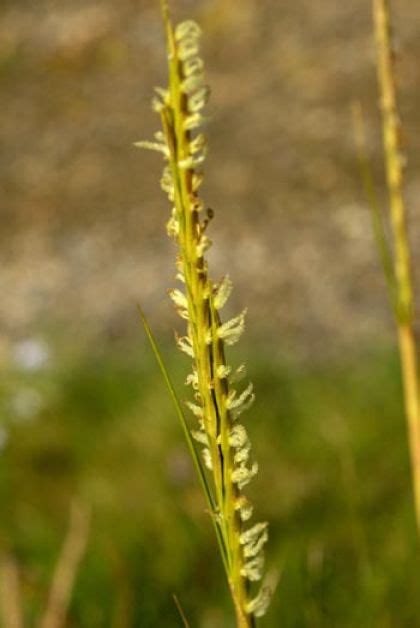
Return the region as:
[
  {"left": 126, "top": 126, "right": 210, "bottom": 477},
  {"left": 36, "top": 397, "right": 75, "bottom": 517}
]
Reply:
[
  {"left": 214, "top": 275, "right": 233, "bottom": 310},
  {"left": 246, "top": 585, "right": 272, "bottom": 618}
]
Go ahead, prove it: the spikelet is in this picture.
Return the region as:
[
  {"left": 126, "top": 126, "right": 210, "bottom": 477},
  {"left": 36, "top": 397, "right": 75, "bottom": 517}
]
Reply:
[
  {"left": 217, "top": 310, "right": 247, "bottom": 346},
  {"left": 174, "top": 258, "right": 185, "bottom": 283},
  {"left": 140, "top": 9, "right": 271, "bottom": 624},
  {"left": 183, "top": 56, "right": 204, "bottom": 77},
  {"left": 231, "top": 394, "right": 255, "bottom": 420},
  {"left": 134, "top": 140, "right": 169, "bottom": 157},
  {"left": 175, "top": 333, "right": 194, "bottom": 358},
  {"left": 234, "top": 445, "right": 251, "bottom": 465},
  {"left": 169, "top": 288, "right": 188, "bottom": 309},
  {"left": 175, "top": 20, "right": 201, "bottom": 41},
  {"left": 166, "top": 218, "right": 179, "bottom": 239},
  {"left": 160, "top": 166, "right": 175, "bottom": 200},
  {"left": 241, "top": 555, "right": 264, "bottom": 582},
  {"left": 202, "top": 447, "right": 213, "bottom": 470},
  {"left": 230, "top": 364, "right": 247, "bottom": 383},
  {"left": 188, "top": 86, "right": 210, "bottom": 112},
  {"left": 196, "top": 234, "right": 212, "bottom": 257},
  {"left": 214, "top": 275, "right": 233, "bottom": 310},
  {"left": 242, "top": 524, "right": 268, "bottom": 558},
  {"left": 192, "top": 172, "right": 204, "bottom": 192},
  {"left": 189, "top": 133, "right": 207, "bottom": 155},
  {"left": 191, "top": 428, "right": 208, "bottom": 446},
  {"left": 232, "top": 461, "right": 258, "bottom": 490},
  {"left": 154, "top": 86, "right": 169, "bottom": 102},
  {"left": 226, "top": 383, "right": 254, "bottom": 413},
  {"left": 182, "top": 113, "right": 202, "bottom": 131},
  {"left": 246, "top": 584, "right": 273, "bottom": 618},
  {"left": 182, "top": 75, "right": 205, "bottom": 95},
  {"left": 216, "top": 364, "right": 232, "bottom": 379},
  {"left": 169, "top": 289, "right": 189, "bottom": 319},
  {"left": 235, "top": 496, "right": 254, "bottom": 522},
  {"left": 185, "top": 370, "right": 199, "bottom": 389},
  {"left": 229, "top": 424, "right": 249, "bottom": 449},
  {"left": 185, "top": 401, "right": 204, "bottom": 419}
]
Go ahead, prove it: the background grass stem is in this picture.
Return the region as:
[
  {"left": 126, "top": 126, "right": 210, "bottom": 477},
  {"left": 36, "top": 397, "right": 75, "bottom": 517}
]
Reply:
[{"left": 373, "top": 0, "right": 420, "bottom": 534}]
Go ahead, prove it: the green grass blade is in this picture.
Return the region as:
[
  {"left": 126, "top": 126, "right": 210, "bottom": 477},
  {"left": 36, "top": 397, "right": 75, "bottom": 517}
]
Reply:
[
  {"left": 352, "top": 101, "right": 397, "bottom": 314},
  {"left": 172, "top": 594, "right": 190, "bottom": 628},
  {"left": 137, "top": 305, "right": 229, "bottom": 575}
]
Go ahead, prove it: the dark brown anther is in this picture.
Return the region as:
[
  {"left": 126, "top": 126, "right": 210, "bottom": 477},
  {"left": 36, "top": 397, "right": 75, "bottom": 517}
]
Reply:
[{"left": 200, "top": 208, "right": 214, "bottom": 234}]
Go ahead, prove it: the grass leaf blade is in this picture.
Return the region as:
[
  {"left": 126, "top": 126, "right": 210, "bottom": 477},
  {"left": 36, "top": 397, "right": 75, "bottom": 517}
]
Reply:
[
  {"left": 172, "top": 594, "right": 190, "bottom": 628},
  {"left": 137, "top": 305, "right": 229, "bottom": 574},
  {"left": 351, "top": 101, "right": 397, "bottom": 313}
]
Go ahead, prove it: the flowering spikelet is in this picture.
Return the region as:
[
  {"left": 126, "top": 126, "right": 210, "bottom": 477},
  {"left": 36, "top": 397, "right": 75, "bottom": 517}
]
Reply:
[
  {"left": 218, "top": 310, "right": 247, "bottom": 346},
  {"left": 246, "top": 583, "right": 273, "bottom": 618},
  {"left": 139, "top": 4, "right": 272, "bottom": 624},
  {"left": 214, "top": 275, "right": 233, "bottom": 310},
  {"left": 235, "top": 495, "right": 254, "bottom": 522},
  {"left": 175, "top": 333, "right": 194, "bottom": 358}
]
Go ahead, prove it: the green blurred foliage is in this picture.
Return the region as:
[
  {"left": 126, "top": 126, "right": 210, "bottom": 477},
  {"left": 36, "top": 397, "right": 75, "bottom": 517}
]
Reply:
[{"left": 0, "top": 338, "right": 419, "bottom": 626}]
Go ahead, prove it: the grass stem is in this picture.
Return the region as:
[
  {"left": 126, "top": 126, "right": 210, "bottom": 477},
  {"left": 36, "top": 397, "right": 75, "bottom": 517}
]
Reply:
[{"left": 373, "top": 0, "right": 420, "bottom": 534}]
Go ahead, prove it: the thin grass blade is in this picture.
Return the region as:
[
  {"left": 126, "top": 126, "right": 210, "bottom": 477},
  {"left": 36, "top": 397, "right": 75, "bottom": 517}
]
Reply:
[
  {"left": 137, "top": 305, "right": 229, "bottom": 574},
  {"left": 172, "top": 595, "right": 190, "bottom": 628},
  {"left": 352, "top": 101, "right": 397, "bottom": 312}
]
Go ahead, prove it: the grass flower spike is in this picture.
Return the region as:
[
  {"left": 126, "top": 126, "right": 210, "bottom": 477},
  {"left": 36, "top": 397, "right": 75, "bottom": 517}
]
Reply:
[{"left": 139, "top": 2, "right": 272, "bottom": 625}]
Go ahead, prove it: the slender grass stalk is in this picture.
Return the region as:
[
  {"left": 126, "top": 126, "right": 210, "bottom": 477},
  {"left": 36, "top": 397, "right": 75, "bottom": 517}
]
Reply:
[
  {"left": 0, "top": 501, "right": 89, "bottom": 628},
  {"left": 351, "top": 101, "right": 397, "bottom": 309},
  {"left": 39, "top": 501, "right": 90, "bottom": 628},
  {"left": 138, "top": 306, "right": 229, "bottom": 577},
  {"left": 372, "top": 0, "right": 420, "bottom": 533},
  {"left": 138, "top": 1, "right": 273, "bottom": 624},
  {"left": 0, "top": 552, "right": 23, "bottom": 628},
  {"left": 172, "top": 594, "right": 190, "bottom": 628}
]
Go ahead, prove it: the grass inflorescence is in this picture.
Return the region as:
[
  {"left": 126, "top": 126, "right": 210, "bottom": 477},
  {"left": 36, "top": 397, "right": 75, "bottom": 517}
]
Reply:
[{"left": 138, "top": 2, "right": 274, "bottom": 625}]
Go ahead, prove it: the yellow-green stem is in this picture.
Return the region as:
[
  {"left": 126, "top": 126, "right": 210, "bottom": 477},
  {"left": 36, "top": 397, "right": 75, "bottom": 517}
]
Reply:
[
  {"left": 398, "top": 326, "right": 420, "bottom": 532},
  {"left": 209, "top": 298, "right": 252, "bottom": 625},
  {"left": 373, "top": 0, "right": 420, "bottom": 533}
]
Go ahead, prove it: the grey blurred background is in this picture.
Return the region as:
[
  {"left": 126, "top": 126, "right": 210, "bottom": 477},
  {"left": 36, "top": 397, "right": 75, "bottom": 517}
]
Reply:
[{"left": 1, "top": 0, "right": 419, "bottom": 359}]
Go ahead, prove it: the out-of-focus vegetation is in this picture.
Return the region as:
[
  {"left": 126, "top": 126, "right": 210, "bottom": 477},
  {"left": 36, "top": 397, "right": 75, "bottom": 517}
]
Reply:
[
  {"left": 1, "top": 0, "right": 420, "bottom": 625},
  {"left": 1, "top": 337, "right": 419, "bottom": 625}
]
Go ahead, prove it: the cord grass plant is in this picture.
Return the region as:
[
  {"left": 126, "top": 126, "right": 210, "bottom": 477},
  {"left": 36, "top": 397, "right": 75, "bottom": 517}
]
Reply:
[
  {"left": 371, "top": 0, "right": 420, "bottom": 533},
  {"left": 138, "top": 1, "right": 273, "bottom": 625}
]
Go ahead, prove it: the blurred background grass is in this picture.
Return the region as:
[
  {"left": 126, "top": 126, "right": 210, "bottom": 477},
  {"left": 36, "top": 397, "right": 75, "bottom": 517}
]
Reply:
[{"left": 0, "top": 0, "right": 419, "bottom": 626}]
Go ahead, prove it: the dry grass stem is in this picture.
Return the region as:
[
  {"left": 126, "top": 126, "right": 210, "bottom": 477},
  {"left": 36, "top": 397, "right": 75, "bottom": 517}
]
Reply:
[
  {"left": 373, "top": 0, "right": 420, "bottom": 533},
  {"left": 0, "top": 551, "right": 23, "bottom": 628},
  {"left": 39, "top": 502, "right": 91, "bottom": 628}
]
